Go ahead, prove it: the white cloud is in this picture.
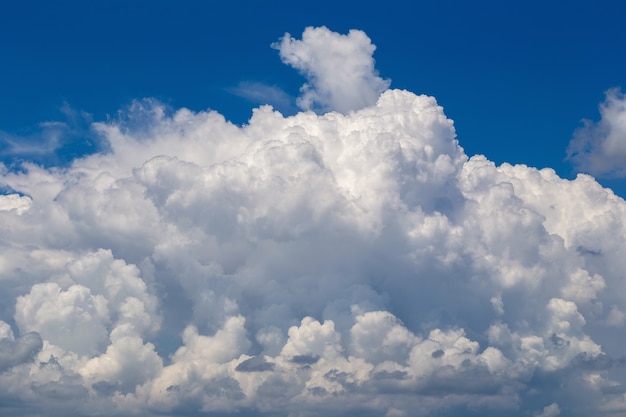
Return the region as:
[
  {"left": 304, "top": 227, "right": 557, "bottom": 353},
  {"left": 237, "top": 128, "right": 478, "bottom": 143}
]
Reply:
[
  {"left": 274, "top": 26, "right": 391, "bottom": 114},
  {"left": 0, "top": 102, "right": 97, "bottom": 167},
  {"left": 1, "top": 27, "right": 626, "bottom": 417},
  {"left": 567, "top": 88, "right": 626, "bottom": 177},
  {"left": 15, "top": 283, "right": 110, "bottom": 356},
  {"left": 0, "top": 320, "right": 14, "bottom": 341},
  {"left": 0, "top": 193, "right": 31, "bottom": 214},
  {"left": 349, "top": 311, "right": 418, "bottom": 364},
  {"left": 80, "top": 333, "right": 162, "bottom": 394}
]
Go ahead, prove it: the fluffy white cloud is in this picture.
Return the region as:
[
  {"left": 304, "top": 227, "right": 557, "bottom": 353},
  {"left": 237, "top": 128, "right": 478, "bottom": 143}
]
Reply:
[
  {"left": 0, "top": 193, "right": 31, "bottom": 215},
  {"left": 275, "top": 26, "right": 391, "bottom": 114},
  {"left": 567, "top": 88, "right": 626, "bottom": 177},
  {"left": 0, "top": 26, "right": 625, "bottom": 417}
]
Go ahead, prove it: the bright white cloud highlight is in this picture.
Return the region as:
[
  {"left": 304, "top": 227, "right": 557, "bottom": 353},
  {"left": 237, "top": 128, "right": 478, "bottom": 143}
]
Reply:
[
  {"left": 1, "top": 27, "right": 625, "bottom": 417},
  {"left": 567, "top": 88, "right": 626, "bottom": 177},
  {"left": 0, "top": 193, "right": 31, "bottom": 214},
  {"left": 275, "top": 26, "right": 391, "bottom": 114}
]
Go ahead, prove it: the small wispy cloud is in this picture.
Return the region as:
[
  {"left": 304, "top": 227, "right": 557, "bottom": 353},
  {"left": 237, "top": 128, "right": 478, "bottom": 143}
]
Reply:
[
  {"left": 228, "top": 81, "right": 296, "bottom": 115},
  {"left": 0, "top": 102, "right": 100, "bottom": 167}
]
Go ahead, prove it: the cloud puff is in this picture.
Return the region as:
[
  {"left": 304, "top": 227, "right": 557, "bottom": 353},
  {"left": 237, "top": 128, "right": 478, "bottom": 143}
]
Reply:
[
  {"left": 0, "top": 193, "right": 32, "bottom": 215},
  {"left": 274, "top": 26, "right": 391, "bottom": 114},
  {"left": 1, "top": 27, "right": 626, "bottom": 417},
  {"left": 567, "top": 88, "right": 626, "bottom": 177}
]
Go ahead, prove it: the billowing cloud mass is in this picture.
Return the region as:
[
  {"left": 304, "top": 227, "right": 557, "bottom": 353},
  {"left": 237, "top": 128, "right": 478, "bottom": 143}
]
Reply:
[
  {"left": 275, "top": 26, "right": 391, "bottom": 114},
  {"left": 567, "top": 88, "right": 626, "bottom": 177},
  {"left": 1, "top": 27, "right": 626, "bottom": 417}
]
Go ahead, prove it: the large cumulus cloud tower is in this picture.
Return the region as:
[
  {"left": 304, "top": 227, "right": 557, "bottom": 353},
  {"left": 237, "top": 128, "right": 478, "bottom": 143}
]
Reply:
[{"left": 1, "top": 27, "right": 626, "bottom": 417}]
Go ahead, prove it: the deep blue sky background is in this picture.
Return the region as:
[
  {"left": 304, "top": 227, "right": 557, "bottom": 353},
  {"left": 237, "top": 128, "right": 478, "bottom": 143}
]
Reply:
[{"left": 2, "top": 0, "right": 626, "bottom": 195}]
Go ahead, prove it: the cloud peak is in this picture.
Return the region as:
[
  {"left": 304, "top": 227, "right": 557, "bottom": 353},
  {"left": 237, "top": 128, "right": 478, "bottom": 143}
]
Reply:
[
  {"left": 274, "top": 26, "right": 391, "bottom": 114},
  {"left": 567, "top": 88, "right": 626, "bottom": 178}
]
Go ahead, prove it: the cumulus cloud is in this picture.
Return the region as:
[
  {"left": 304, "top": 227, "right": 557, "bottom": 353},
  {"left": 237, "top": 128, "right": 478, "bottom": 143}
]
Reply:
[
  {"left": 0, "top": 193, "right": 32, "bottom": 215},
  {"left": 567, "top": 88, "right": 626, "bottom": 177},
  {"left": 274, "top": 26, "right": 391, "bottom": 114},
  {"left": 1, "top": 27, "right": 626, "bottom": 417}
]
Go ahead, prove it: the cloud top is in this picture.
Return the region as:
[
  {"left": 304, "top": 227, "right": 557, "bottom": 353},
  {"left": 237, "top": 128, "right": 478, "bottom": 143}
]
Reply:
[
  {"left": 567, "top": 88, "right": 626, "bottom": 177},
  {"left": 274, "top": 26, "right": 391, "bottom": 114}
]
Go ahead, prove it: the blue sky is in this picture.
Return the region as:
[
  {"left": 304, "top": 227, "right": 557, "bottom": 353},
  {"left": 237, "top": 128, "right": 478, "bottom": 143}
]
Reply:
[
  {"left": 2, "top": 0, "right": 626, "bottom": 194},
  {"left": 2, "top": 2, "right": 626, "bottom": 417}
]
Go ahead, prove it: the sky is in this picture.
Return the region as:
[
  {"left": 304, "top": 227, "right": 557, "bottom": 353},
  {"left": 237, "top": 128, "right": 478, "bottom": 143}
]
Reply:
[{"left": 1, "top": 1, "right": 626, "bottom": 417}]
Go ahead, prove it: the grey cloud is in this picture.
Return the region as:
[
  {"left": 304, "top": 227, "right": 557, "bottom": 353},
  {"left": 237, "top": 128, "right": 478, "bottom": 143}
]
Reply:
[
  {"left": 431, "top": 349, "right": 444, "bottom": 358},
  {"left": 372, "top": 370, "right": 408, "bottom": 380},
  {"left": 235, "top": 356, "right": 275, "bottom": 372},
  {"left": 571, "top": 353, "right": 626, "bottom": 371},
  {"left": 202, "top": 377, "right": 246, "bottom": 401},
  {"left": 91, "top": 380, "right": 120, "bottom": 396},
  {"left": 31, "top": 378, "right": 89, "bottom": 399},
  {"left": 290, "top": 354, "right": 320, "bottom": 364},
  {"left": 534, "top": 403, "right": 561, "bottom": 417},
  {"left": 415, "top": 365, "right": 503, "bottom": 396},
  {"left": 0, "top": 332, "right": 42, "bottom": 372}
]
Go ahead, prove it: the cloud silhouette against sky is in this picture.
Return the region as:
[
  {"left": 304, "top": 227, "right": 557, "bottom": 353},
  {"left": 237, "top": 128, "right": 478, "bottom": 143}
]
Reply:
[
  {"left": 1, "top": 27, "right": 626, "bottom": 417},
  {"left": 567, "top": 88, "right": 626, "bottom": 178},
  {"left": 275, "top": 26, "right": 391, "bottom": 114}
]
